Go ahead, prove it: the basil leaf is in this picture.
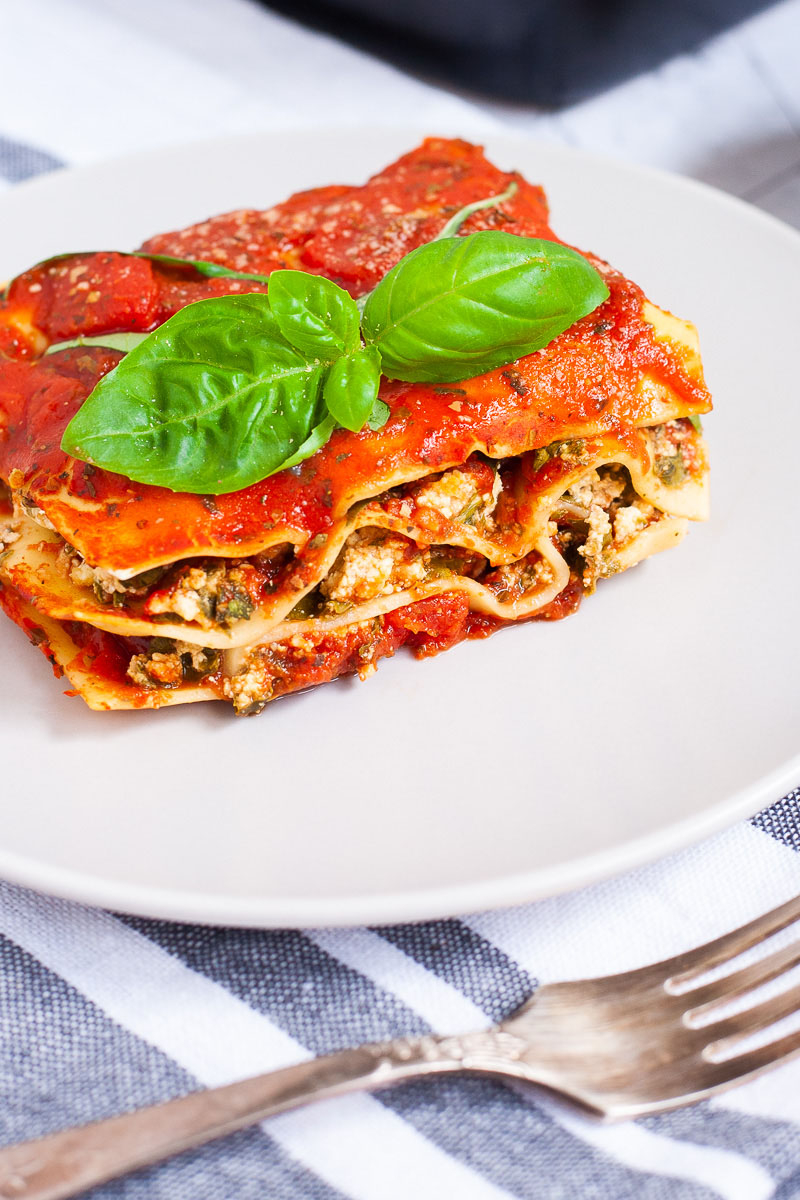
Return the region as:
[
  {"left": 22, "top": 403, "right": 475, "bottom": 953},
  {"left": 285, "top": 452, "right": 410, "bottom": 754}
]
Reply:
[
  {"left": 361, "top": 231, "right": 609, "bottom": 383},
  {"left": 367, "top": 398, "right": 391, "bottom": 431},
  {"left": 322, "top": 346, "right": 381, "bottom": 432},
  {"left": 268, "top": 269, "right": 360, "bottom": 360},
  {"left": 45, "top": 332, "right": 151, "bottom": 355},
  {"left": 61, "top": 294, "right": 330, "bottom": 495}
]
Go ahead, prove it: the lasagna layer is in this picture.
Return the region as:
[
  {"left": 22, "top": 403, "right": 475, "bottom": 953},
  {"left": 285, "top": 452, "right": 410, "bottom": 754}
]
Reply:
[{"left": 0, "top": 415, "right": 707, "bottom": 712}]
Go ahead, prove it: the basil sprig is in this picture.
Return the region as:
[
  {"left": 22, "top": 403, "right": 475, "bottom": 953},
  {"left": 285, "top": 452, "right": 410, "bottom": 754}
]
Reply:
[{"left": 58, "top": 190, "right": 609, "bottom": 495}]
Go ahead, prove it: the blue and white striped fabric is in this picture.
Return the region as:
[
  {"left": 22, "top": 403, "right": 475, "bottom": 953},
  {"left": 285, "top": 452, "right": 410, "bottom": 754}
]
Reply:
[{"left": 3, "top": 0, "right": 800, "bottom": 1195}]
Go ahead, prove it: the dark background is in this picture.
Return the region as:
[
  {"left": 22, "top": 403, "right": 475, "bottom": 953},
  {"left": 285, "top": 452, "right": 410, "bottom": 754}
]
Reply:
[{"left": 261, "top": 0, "right": 774, "bottom": 105}]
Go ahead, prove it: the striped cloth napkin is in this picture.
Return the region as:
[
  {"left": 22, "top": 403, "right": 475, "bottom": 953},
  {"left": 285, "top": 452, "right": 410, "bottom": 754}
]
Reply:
[{"left": 2, "top": 1, "right": 800, "bottom": 1196}]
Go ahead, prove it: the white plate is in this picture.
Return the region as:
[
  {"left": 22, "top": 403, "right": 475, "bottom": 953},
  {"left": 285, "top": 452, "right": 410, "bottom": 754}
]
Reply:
[{"left": 1, "top": 128, "right": 798, "bottom": 927}]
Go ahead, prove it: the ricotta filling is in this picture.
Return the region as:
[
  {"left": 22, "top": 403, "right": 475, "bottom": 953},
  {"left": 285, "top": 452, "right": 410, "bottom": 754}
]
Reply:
[
  {"left": 556, "top": 464, "right": 660, "bottom": 590},
  {"left": 412, "top": 463, "right": 501, "bottom": 526},
  {"left": 144, "top": 562, "right": 258, "bottom": 629},
  {"left": 318, "top": 528, "right": 485, "bottom": 615},
  {"left": 219, "top": 618, "right": 388, "bottom": 716},
  {"left": 399, "top": 459, "right": 503, "bottom": 534}
]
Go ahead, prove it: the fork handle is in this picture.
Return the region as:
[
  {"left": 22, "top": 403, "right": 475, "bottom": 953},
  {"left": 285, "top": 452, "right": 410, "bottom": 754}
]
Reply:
[{"left": 0, "top": 1031, "right": 516, "bottom": 1200}]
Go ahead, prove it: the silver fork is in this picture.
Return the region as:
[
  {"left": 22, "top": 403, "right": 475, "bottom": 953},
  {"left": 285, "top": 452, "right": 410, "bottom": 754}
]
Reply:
[{"left": 4, "top": 894, "right": 800, "bottom": 1200}]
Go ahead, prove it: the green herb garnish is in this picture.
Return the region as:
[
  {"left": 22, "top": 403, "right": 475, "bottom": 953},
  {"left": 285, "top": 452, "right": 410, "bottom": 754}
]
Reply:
[{"left": 56, "top": 186, "right": 609, "bottom": 494}]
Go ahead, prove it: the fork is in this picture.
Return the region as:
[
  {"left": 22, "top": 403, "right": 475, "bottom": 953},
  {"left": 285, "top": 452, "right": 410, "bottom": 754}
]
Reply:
[{"left": 3, "top": 895, "right": 800, "bottom": 1200}]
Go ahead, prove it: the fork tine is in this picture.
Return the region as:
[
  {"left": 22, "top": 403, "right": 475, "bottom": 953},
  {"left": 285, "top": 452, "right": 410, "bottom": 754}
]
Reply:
[
  {"left": 700, "top": 1023, "right": 800, "bottom": 1093},
  {"left": 702, "top": 982, "right": 800, "bottom": 1059},
  {"left": 665, "top": 893, "right": 800, "bottom": 988},
  {"left": 685, "top": 937, "right": 800, "bottom": 1019}
]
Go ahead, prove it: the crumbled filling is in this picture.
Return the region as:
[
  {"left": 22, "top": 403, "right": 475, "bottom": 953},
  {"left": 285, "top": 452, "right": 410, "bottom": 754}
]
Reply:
[
  {"left": 379, "top": 456, "right": 502, "bottom": 535},
  {"left": 145, "top": 561, "right": 258, "bottom": 628},
  {"left": 320, "top": 528, "right": 485, "bottom": 612},
  {"left": 223, "top": 657, "right": 274, "bottom": 716},
  {"left": 564, "top": 469, "right": 627, "bottom": 513},
  {"left": 58, "top": 543, "right": 165, "bottom": 607},
  {"left": 0, "top": 523, "right": 20, "bottom": 551},
  {"left": 127, "top": 638, "right": 219, "bottom": 689},
  {"left": 580, "top": 504, "right": 613, "bottom": 586},
  {"left": 646, "top": 418, "right": 701, "bottom": 486},
  {"left": 412, "top": 463, "right": 500, "bottom": 526},
  {"left": 321, "top": 529, "right": 428, "bottom": 606},
  {"left": 612, "top": 503, "right": 650, "bottom": 543},
  {"left": 53, "top": 536, "right": 290, "bottom": 625},
  {"left": 222, "top": 617, "right": 384, "bottom": 715},
  {"left": 557, "top": 464, "right": 657, "bottom": 590},
  {"left": 484, "top": 552, "right": 555, "bottom": 604},
  {"left": 413, "top": 469, "right": 477, "bottom": 520}
]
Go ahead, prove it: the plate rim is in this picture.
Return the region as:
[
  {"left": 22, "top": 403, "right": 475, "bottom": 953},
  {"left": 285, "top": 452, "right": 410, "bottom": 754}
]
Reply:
[{"left": 0, "top": 756, "right": 796, "bottom": 926}]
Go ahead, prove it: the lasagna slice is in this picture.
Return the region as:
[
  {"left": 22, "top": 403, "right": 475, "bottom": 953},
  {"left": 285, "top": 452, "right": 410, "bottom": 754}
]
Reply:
[{"left": 0, "top": 138, "right": 711, "bottom": 714}]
